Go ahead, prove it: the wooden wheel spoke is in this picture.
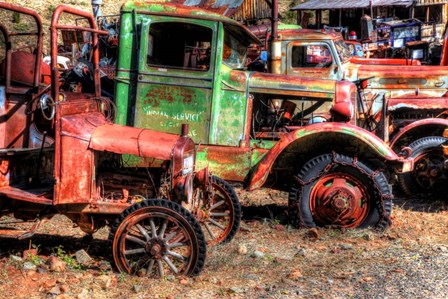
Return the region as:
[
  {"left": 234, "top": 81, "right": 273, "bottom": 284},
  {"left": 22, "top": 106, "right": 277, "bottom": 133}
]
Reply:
[
  {"left": 209, "top": 212, "right": 230, "bottom": 217},
  {"left": 157, "top": 260, "right": 164, "bottom": 277},
  {"left": 158, "top": 219, "right": 168, "bottom": 238},
  {"left": 126, "top": 235, "right": 147, "bottom": 247},
  {"left": 209, "top": 200, "right": 225, "bottom": 211},
  {"left": 166, "top": 250, "right": 186, "bottom": 262},
  {"left": 146, "top": 259, "right": 155, "bottom": 276},
  {"left": 208, "top": 218, "right": 226, "bottom": 230},
  {"left": 163, "top": 231, "right": 178, "bottom": 243},
  {"left": 124, "top": 248, "right": 146, "bottom": 255},
  {"left": 204, "top": 222, "right": 216, "bottom": 239},
  {"left": 149, "top": 219, "right": 157, "bottom": 238},
  {"left": 167, "top": 242, "right": 187, "bottom": 249},
  {"left": 136, "top": 224, "right": 151, "bottom": 241},
  {"left": 162, "top": 256, "right": 179, "bottom": 274}
]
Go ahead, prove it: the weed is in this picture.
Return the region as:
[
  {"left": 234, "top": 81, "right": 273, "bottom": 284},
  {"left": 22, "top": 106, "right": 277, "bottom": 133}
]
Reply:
[
  {"left": 118, "top": 272, "right": 128, "bottom": 282},
  {"left": 53, "top": 245, "right": 81, "bottom": 270},
  {"left": 46, "top": 4, "right": 56, "bottom": 18},
  {"left": 0, "top": 265, "right": 8, "bottom": 283},
  {"left": 25, "top": 253, "right": 43, "bottom": 266}
]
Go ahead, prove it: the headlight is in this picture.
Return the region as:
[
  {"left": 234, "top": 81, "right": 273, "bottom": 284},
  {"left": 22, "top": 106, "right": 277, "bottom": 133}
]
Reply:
[{"left": 182, "top": 151, "right": 195, "bottom": 176}]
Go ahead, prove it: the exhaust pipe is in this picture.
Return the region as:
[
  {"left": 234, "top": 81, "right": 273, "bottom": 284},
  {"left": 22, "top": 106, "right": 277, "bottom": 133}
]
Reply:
[{"left": 270, "top": 0, "right": 281, "bottom": 74}]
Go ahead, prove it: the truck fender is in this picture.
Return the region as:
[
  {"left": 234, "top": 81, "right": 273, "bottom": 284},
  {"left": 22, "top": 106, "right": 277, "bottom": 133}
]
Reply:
[
  {"left": 389, "top": 118, "right": 448, "bottom": 151},
  {"left": 246, "top": 122, "right": 407, "bottom": 191}
]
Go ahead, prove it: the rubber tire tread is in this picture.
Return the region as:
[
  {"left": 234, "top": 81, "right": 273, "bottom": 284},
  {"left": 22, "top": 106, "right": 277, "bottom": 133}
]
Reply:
[
  {"left": 397, "top": 136, "right": 447, "bottom": 197},
  {"left": 288, "top": 153, "right": 392, "bottom": 230},
  {"left": 210, "top": 175, "right": 242, "bottom": 244},
  {"left": 109, "top": 199, "right": 206, "bottom": 276}
]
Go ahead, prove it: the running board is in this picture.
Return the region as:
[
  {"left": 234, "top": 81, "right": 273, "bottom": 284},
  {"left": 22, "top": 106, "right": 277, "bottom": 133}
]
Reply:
[
  {"left": 0, "top": 186, "right": 53, "bottom": 205},
  {"left": 0, "top": 219, "right": 46, "bottom": 240}
]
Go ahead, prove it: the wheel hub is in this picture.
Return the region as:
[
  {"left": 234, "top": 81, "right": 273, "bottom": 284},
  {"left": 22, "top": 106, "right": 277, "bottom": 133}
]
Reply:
[
  {"left": 145, "top": 240, "right": 166, "bottom": 259},
  {"left": 192, "top": 207, "right": 209, "bottom": 223},
  {"left": 330, "top": 191, "right": 351, "bottom": 212},
  {"left": 429, "top": 167, "right": 440, "bottom": 178},
  {"left": 310, "top": 174, "right": 369, "bottom": 228}
]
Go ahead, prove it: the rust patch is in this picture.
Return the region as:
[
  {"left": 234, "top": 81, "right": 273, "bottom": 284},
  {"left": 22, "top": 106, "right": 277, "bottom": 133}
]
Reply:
[{"left": 229, "top": 70, "right": 247, "bottom": 85}]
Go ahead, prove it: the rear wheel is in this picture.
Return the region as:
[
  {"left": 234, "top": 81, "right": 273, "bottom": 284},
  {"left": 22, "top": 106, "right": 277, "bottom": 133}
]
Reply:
[
  {"left": 397, "top": 136, "right": 447, "bottom": 197},
  {"left": 188, "top": 175, "right": 241, "bottom": 246},
  {"left": 109, "top": 199, "right": 206, "bottom": 277},
  {"left": 289, "top": 153, "right": 392, "bottom": 230}
]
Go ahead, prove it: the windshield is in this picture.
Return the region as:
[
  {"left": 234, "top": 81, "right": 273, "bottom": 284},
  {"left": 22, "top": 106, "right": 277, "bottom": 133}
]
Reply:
[
  {"left": 223, "top": 24, "right": 259, "bottom": 69},
  {"left": 334, "top": 38, "right": 351, "bottom": 64}
]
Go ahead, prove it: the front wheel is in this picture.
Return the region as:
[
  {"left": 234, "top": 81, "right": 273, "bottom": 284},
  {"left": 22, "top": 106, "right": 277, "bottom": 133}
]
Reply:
[
  {"left": 189, "top": 175, "right": 241, "bottom": 246},
  {"left": 397, "top": 136, "right": 447, "bottom": 197},
  {"left": 109, "top": 199, "right": 206, "bottom": 277},
  {"left": 289, "top": 153, "right": 392, "bottom": 230}
]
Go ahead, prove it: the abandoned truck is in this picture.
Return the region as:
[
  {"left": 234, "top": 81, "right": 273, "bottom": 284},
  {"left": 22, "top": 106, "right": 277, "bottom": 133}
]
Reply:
[
  {"left": 0, "top": 3, "right": 222, "bottom": 277},
  {"left": 264, "top": 27, "right": 448, "bottom": 197},
  {"left": 110, "top": 1, "right": 414, "bottom": 230}
]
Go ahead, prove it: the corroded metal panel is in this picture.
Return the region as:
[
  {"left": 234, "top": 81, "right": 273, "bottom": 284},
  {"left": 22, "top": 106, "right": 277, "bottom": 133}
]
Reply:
[
  {"left": 195, "top": 145, "right": 252, "bottom": 181},
  {"left": 388, "top": 97, "right": 448, "bottom": 111},
  {"left": 90, "top": 124, "right": 180, "bottom": 161},
  {"left": 246, "top": 122, "right": 407, "bottom": 190},
  {"left": 249, "top": 72, "right": 336, "bottom": 99}
]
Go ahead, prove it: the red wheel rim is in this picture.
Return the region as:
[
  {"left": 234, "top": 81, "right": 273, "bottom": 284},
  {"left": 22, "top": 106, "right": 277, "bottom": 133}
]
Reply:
[{"left": 309, "top": 172, "right": 370, "bottom": 228}]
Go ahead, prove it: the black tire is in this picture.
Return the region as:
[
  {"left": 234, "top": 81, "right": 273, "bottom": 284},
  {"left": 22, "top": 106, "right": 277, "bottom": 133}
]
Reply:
[
  {"left": 190, "top": 175, "right": 241, "bottom": 246},
  {"left": 289, "top": 153, "right": 392, "bottom": 230},
  {"left": 109, "top": 199, "right": 206, "bottom": 277},
  {"left": 397, "top": 136, "right": 447, "bottom": 197}
]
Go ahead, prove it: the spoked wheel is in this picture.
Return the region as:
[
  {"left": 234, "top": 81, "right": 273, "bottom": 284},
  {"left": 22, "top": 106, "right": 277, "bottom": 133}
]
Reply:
[
  {"left": 397, "top": 136, "right": 447, "bottom": 197},
  {"left": 109, "top": 199, "right": 206, "bottom": 277},
  {"left": 188, "top": 175, "right": 241, "bottom": 246},
  {"left": 289, "top": 153, "right": 392, "bottom": 230}
]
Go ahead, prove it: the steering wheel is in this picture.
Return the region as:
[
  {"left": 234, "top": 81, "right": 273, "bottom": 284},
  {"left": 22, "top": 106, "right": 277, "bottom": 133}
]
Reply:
[{"left": 39, "top": 94, "right": 56, "bottom": 121}]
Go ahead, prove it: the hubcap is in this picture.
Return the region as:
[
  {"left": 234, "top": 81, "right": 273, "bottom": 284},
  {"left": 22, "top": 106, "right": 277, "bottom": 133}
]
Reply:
[{"left": 310, "top": 174, "right": 369, "bottom": 228}]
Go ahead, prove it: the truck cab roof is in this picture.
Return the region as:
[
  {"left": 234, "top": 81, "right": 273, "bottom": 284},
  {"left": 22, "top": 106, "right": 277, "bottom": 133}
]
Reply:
[
  {"left": 277, "top": 29, "right": 342, "bottom": 42},
  {"left": 122, "top": 1, "right": 261, "bottom": 45}
]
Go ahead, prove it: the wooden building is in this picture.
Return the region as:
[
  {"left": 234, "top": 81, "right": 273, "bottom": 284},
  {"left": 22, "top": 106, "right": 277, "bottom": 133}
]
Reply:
[
  {"left": 170, "top": 0, "right": 273, "bottom": 24},
  {"left": 292, "top": 0, "right": 447, "bottom": 40}
]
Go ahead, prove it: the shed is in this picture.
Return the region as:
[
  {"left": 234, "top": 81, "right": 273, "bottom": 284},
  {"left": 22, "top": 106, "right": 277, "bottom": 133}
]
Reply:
[
  {"left": 170, "top": 0, "right": 273, "bottom": 24},
  {"left": 292, "top": 0, "right": 447, "bottom": 39}
]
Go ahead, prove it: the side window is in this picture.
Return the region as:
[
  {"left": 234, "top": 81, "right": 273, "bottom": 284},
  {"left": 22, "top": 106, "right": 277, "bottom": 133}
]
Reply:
[
  {"left": 147, "top": 22, "right": 212, "bottom": 71},
  {"left": 291, "top": 45, "right": 332, "bottom": 68}
]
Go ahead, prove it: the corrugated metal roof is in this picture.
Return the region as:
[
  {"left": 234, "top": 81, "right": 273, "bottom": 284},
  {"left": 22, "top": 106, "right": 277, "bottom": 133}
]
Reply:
[
  {"left": 168, "top": 0, "right": 245, "bottom": 16},
  {"left": 292, "top": 0, "right": 415, "bottom": 10},
  {"left": 169, "top": 0, "right": 273, "bottom": 18},
  {"left": 183, "top": 0, "right": 244, "bottom": 8}
]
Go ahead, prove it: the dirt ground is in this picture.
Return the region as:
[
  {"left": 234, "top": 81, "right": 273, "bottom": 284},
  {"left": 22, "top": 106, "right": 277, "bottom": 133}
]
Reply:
[{"left": 0, "top": 187, "right": 447, "bottom": 299}]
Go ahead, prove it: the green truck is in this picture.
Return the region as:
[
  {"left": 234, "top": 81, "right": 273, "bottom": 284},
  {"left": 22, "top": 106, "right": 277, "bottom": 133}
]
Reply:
[{"left": 111, "top": 1, "right": 413, "bottom": 230}]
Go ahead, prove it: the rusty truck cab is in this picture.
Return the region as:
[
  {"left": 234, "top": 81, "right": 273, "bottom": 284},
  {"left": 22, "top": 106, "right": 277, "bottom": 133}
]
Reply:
[{"left": 0, "top": 3, "right": 197, "bottom": 233}]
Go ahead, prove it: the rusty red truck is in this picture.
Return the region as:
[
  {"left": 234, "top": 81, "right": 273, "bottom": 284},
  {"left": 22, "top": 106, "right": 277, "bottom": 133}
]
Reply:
[
  {"left": 261, "top": 25, "right": 448, "bottom": 198},
  {"left": 105, "top": 1, "right": 415, "bottom": 230},
  {"left": 0, "top": 3, "right": 247, "bottom": 277}
]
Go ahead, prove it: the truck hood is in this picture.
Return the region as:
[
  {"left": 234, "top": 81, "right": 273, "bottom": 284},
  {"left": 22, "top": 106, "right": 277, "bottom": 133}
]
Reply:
[
  {"left": 345, "top": 63, "right": 448, "bottom": 97},
  {"left": 248, "top": 72, "right": 337, "bottom": 99}
]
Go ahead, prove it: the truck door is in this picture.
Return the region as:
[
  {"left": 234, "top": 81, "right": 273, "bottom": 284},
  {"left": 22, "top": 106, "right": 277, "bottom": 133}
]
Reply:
[
  {"left": 134, "top": 18, "right": 217, "bottom": 145},
  {"left": 286, "top": 42, "right": 341, "bottom": 80}
]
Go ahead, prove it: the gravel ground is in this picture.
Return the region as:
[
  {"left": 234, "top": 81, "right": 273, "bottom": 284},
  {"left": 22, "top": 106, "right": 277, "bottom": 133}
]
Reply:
[{"left": 0, "top": 189, "right": 447, "bottom": 299}]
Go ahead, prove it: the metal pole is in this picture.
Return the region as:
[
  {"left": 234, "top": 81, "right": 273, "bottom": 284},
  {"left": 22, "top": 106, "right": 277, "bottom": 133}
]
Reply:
[{"left": 370, "top": 0, "right": 373, "bottom": 18}]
